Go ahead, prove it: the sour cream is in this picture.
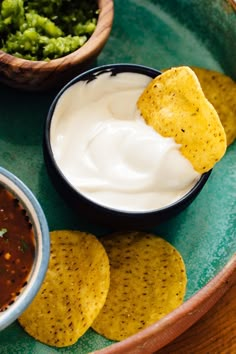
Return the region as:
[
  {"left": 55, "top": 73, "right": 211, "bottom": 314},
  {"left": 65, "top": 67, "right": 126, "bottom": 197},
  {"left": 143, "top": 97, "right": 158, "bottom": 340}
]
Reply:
[{"left": 50, "top": 72, "right": 200, "bottom": 212}]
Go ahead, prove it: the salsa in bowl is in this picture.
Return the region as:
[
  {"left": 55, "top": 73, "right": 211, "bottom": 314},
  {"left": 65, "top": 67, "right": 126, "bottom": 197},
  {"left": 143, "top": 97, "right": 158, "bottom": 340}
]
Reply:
[{"left": 0, "top": 167, "right": 49, "bottom": 331}]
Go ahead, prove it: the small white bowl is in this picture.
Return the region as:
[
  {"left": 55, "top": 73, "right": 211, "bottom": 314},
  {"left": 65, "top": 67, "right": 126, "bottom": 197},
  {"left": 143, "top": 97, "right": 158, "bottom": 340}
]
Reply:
[{"left": 0, "top": 167, "right": 50, "bottom": 331}]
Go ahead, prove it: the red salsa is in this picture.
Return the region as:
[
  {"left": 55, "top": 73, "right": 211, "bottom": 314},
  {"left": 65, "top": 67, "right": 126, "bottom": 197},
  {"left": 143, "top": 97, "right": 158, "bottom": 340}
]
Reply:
[{"left": 0, "top": 185, "right": 35, "bottom": 311}]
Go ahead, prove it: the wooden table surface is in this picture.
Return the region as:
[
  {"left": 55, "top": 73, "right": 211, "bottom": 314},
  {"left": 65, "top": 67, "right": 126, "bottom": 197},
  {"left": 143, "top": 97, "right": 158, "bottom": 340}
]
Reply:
[{"left": 157, "top": 282, "right": 236, "bottom": 353}]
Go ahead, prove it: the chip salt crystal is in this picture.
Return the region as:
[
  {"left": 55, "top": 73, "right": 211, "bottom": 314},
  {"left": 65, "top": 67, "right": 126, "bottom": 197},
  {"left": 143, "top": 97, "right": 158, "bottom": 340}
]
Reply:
[{"left": 137, "top": 66, "right": 227, "bottom": 173}]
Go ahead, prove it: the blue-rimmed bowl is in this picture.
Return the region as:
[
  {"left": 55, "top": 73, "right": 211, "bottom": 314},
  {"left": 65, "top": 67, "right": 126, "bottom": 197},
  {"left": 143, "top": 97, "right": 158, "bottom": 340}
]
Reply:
[
  {"left": 43, "top": 63, "right": 211, "bottom": 229},
  {"left": 0, "top": 167, "right": 50, "bottom": 331}
]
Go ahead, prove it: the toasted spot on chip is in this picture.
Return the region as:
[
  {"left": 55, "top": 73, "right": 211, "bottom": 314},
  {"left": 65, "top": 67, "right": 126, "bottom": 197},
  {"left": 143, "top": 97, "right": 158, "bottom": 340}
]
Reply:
[
  {"left": 190, "top": 67, "right": 236, "bottom": 146},
  {"left": 19, "top": 230, "right": 110, "bottom": 347},
  {"left": 137, "top": 66, "right": 227, "bottom": 173},
  {"left": 92, "top": 231, "right": 187, "bottom": 341}
]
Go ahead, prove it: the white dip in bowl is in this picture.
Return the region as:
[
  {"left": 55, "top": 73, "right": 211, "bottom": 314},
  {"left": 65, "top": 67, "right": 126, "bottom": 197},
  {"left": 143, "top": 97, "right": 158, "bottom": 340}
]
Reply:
[{"left": 50, "top": 71, "right": 200, "bottom": 212}]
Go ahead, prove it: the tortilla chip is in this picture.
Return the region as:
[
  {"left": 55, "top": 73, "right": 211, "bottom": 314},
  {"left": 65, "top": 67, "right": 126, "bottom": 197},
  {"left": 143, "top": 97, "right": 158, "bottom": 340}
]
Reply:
[
  {"left": 137, "top": 66, "right": 227, "bottom": 173},
  {"left": 19, "top": 230, "right": 110, "bottom": 347},
  {"left": 190, "top": 66, "right": 236, "bottom": 146},
  {"left": 92, "top": 231, "right": 187, "bottom": 341}
]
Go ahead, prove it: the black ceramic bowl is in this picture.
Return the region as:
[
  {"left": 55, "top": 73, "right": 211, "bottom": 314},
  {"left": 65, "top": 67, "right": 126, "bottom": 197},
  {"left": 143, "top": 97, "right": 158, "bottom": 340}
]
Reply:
[{"left": 43, "top": 63, "right": 211, "bottom": 229}]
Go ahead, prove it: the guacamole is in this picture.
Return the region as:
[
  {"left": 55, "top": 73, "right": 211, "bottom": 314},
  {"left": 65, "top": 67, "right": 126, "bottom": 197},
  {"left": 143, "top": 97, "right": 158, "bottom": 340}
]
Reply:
[{"left": 0, "top": 0, "right": 98, "bottom": 61}]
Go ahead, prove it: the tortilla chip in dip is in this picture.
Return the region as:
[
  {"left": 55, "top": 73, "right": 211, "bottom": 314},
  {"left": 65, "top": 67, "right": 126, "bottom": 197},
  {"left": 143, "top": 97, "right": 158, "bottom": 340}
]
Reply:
[{"left": 137, "top": 66, "right": 227, "bottom": 173}]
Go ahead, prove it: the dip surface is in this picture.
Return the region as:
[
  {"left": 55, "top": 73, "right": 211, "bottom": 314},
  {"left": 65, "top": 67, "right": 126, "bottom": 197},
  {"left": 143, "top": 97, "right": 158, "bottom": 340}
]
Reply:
[
  {"left": 51, "top": 72, "right": 200, "bottom": 211},
  {"left": 0, "top": 186, "right": 35, "bottom": 311}
]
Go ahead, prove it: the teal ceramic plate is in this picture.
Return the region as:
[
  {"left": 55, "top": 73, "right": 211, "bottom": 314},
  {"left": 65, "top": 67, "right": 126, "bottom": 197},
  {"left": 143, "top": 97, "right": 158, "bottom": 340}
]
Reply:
[{"left": 0, "top": 0, "right": 235, "bottom": 353}]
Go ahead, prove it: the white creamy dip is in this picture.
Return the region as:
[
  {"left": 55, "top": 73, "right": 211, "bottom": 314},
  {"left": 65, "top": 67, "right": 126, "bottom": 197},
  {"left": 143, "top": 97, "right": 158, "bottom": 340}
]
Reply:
[{"left": 50, "top": 71, "right": 200, "bottom": 211}]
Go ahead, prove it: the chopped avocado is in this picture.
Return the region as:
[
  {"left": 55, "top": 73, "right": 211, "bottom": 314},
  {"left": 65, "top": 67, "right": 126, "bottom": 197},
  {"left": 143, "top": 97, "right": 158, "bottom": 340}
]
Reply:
[{"left": 0, "top": 0, "right": 98, "bottom": 60}]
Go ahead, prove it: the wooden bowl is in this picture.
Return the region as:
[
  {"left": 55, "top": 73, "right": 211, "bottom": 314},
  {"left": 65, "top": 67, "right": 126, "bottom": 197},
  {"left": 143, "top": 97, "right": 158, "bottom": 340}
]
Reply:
[{"left": 0, "top": 0, "right": 114, "bottom": 91}]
